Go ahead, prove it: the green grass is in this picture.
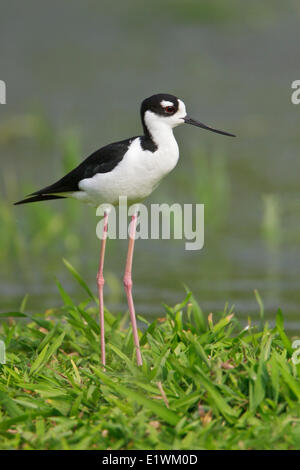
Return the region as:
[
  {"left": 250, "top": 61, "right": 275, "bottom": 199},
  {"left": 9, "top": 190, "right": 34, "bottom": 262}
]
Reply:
[{"left": 1, "top": 264, "right": 300, "bottom": 450}]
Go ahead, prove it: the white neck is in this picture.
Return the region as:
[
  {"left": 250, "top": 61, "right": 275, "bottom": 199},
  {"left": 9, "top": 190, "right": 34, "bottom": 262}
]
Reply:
[{"left": 144, "top": 111, "right": 178, "bottom": 150}]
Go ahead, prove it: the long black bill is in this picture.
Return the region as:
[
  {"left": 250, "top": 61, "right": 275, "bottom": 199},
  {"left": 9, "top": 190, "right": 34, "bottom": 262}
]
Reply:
[{"left": 184, "top": 116, "right": 236, "bottom": 137}]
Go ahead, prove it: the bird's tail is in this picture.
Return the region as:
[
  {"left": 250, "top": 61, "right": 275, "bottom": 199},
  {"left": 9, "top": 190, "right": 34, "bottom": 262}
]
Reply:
[{"left": 14, "top": 194, "right": 66, "bottom": 205}]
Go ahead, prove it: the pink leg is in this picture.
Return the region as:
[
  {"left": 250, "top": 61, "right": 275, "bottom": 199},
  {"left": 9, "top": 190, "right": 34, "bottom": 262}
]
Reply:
[
  {"left": 97, "top": 211, "right": 109, "bottom": 367},
  {"left": 124, "top": 213, "right": 143, "bottom": 366}
]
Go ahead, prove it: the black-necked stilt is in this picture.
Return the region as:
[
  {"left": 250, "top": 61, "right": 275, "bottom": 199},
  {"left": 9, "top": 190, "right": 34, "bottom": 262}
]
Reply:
[{"left": 15, "top": 93, "right": 235, "bottom": 367}]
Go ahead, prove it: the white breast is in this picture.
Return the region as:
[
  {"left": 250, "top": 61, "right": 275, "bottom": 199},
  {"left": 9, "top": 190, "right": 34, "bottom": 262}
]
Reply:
[{"left": 75, "top": 134, "right": 179, "bottom": 206}]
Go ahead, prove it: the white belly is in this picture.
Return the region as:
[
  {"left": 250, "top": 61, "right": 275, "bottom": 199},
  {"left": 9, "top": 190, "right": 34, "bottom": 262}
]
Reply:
[{"left": 74, "top": 137, "right": 179, "bottom": 206}]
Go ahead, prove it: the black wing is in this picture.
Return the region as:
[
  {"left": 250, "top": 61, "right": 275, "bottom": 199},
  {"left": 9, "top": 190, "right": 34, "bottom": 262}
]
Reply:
[{"left": 14, "top": 137, "right": 136, "bottom": 205}]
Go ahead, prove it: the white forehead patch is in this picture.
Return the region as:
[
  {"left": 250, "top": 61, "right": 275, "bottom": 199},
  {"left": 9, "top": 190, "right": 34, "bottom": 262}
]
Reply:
[
  {"left": 177, "top": 99, "right": 186, "bottom": 116},
  {"left": 160, "top": 100, "right": 174, "bottom": 108}
]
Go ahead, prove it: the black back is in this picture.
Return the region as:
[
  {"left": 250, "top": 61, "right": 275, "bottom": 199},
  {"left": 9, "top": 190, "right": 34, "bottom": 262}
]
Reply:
[{"left": 32, "top": 137, "right": 135, "bottom": 196}]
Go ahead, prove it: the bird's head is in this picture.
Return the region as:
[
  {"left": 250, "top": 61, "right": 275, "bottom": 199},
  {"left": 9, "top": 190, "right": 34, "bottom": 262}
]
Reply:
[{"left": 141, "top": 93, "right": 235, "bottom": 137}]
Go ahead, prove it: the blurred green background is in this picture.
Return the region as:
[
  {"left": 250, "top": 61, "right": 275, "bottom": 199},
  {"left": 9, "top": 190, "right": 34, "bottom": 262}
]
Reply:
[{"left": 1, "top": 0, "right": 300, "bottom": 330}]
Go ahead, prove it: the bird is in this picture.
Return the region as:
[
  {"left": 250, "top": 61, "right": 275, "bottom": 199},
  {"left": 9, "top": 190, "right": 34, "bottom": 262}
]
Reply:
[{"left": 15, "top": 93, "right": 235, "bottom": 367}]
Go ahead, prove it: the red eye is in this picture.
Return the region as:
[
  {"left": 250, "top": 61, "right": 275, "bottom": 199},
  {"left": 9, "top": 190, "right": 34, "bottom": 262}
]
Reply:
[{"left": 165, "top": 106, "right": 175, "bottom": 113}]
